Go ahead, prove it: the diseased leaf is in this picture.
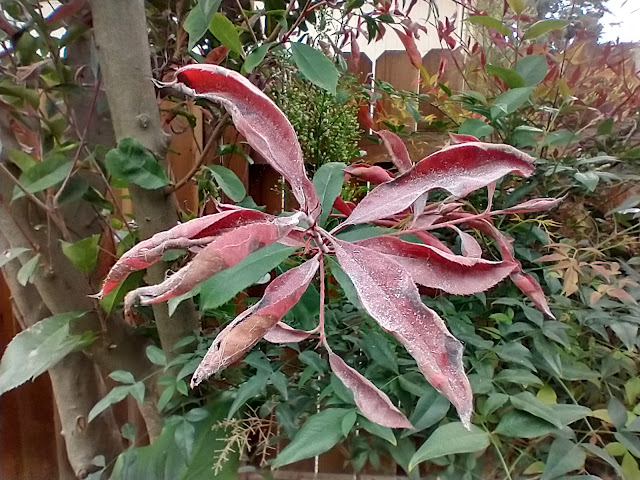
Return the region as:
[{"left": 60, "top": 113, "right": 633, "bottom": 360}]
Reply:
[
  {"left": 206, "top": 165, "right": 246, "bottom": 202},
  {"left": 331, "top": 237, "right": 473, "bottom": 428},
  {"left": 313, "top": 162, "right": 346, "bottom": 227},
  {"left": 61, "top": 234, "right": 101, "bottom": 273},
  {"left": 173, "top": 64, "right": 319, "bottom": 217},
  {"left": 105, "top": 137, "right": 169, "bottom": 189},
  {"left": 290, "top": 42, "right": 339, "bottom": 94},
  {"left": 345, "top": 142, "right": 535, "bottom": 225},
  {"left": 395, "top": 29, "right": 422, "bottom": 70},
  {"left": 0, "top": 311, "right": 91, "bottom": 395},
  {"left": 375, "top": 130, "right": 412, "bottom": 172},
  {"left": 498, "top": 195, "right": 565, "bottom": 214},
  {"left": 329, "top": 352, "right": 412, "bottom": 429},
  {"left": 356, "top": 236, "right": 516, "bottom": 296},
  {"left": 409, "top": 422, "right": 490, "bottom": 469},
  {"left": 192, "top": 256, "right": 319, "bottom": 386},
  {"left": 271, "top": 408, "right": 351, "bottom": 468}
]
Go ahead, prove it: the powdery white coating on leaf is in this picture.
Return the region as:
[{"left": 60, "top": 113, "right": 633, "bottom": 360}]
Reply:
[
  {"left": 510, "top": 271, "right": 555, "bottom": 319},
  {"left": 375, "top": 130, "right": 412, "bottom": 173},
  {"left": 344, "top": 164, "right": 394, "bottom": 184},
  {"left": 263, "top": 322, "right": 314, "bottom": 343},
  {"left": 345, "top": 142, "right": 536, "bottom": 226},
  {"left": 98, "top": 209, "right": 267, "bottom": 297},
  {"left": 329, "top": 352, "right": 413, "bottom": 429},
  {"left": 191, "top": 256, "right": 319, "bottom": 387},
  {"left": 497, "top": 195, "right": 566, "bottom": 214},
  {"left": 124, "top": 214, "right": 302, "bottom": 311},
  {"left": 330, "top": 237, "right": 473, "bottom": 428},
  {"left": 413, "top": 231, "right": 454, "bottom": 254},
  {"left": 356, "top": 236, "right": 516, "bottom": 295},
  {"left": 173, "top": 64, "right": 319, "bottom": 218},
  {"left": 452, "top": 226, "right": 483, "bottom": 258}
]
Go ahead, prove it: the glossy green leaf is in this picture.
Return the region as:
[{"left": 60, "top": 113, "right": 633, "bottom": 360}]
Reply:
[
  {"left": 313, "top": 162, "right": 346, "bottom": 227},
  {"left": 404, "top": 388, "right": 450, "bottom": 436},
  {"left": 271, "top": 408, "right": 351, "bottom": 468},
  {"left": 359, "top": 416, "right": 396, "bottom": 445},
  {"left": 485, "top": 64, "right": 525, "bottom": 88},
  {"left": 541, "top": 439, "right": 586, "bottom": 480},
  {"left": 242, "top": 43, "right": 271, "bottom": 74},
  {"left": 209, "top": 13, "right": 243, "bottom": 55},
  {"left": 342, "top": 410, "right": 357, "bottom": 436},
  {"left": 523, "top": 20, "right": 569, "bottom": 41},
  {"left": 105, "top": 137, "right": 169, "bottom": 190},
  {"left": 290, "top": 42, "right": 339, "bottom": 94},
  {"left": 206, "top": 164, "right": 246, "bottom": 202},
  {"left": 409, "top": 422, "right": 490, "bottom": 469},
  {"left": 60, "top": 234, "right": 101, "bottom": 273}
]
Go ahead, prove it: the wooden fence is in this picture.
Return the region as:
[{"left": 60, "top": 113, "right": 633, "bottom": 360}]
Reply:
[{"left": 0, "top": 48, "right": 456, "bottom": 480}]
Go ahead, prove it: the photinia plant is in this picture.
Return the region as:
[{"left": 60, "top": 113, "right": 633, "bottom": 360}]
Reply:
[{"left": 98, "top": 64, "right": 561, "bottom": 432}]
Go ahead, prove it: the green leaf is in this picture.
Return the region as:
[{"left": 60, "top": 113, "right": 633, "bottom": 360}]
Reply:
[
  {"left": 17, "top": 254, "right": 40, "bottom": 286},
  {"left": 597, "top": 118, "right": 614, "bottom": 136},
  {"left": 494, "top": 410, "right": 557, "bottom": 438},
  {"left": 482, "top": 393, "right": 509, "bottom": 417},
  {"left": 327, "top": 256, "right": 363, "bottom": 310},
  {"left": 409, "top": 423, "right": 490, "bottom": 469},
  {"left": 269, "top": 371, "right": 288, "bottom": 400},
  {"left": 206, "top": 164, "right": 246, "bottom": 202},
  {"left": 574, "top": 171, "right": 599, "bottom": 192},
  {"left": 0, "top": 247, "right": 29, "bottom": 268},
  {"left": 105, "top": 137, "right": 169, "bottom": 190},
  {"left": 313, "top": 162, "right": 346, "bottom": 227},
  {"left": 523, "top": 20, "right": 569, "bottom": 41},
  {"left": 184, "top": 0, "right": 223, "bottom": 50},
  {"left": 60, "top": 234, "right": 101, "bottom": 273},
  {"left": 491, "top": 87, "right": 533, "bottom": 119},
  {"left": 0, "top": 311, "right": 90, "bottom": 395},
  {"left": 109, "top": 370, "right": 136, "bottom": 384},
  {"left": 485, "top": 64, "right": 525, "bottom": 88},
  {"left": 7, "top": 149, "right": 36, "bottom": 171},
  {"left": 272, "top": 408, "right": 351, "bottom": 468},
  {"left": 228, "top": 375, "right": 269, "bottom": 418},
  {"left": 582, "top": 444, "right": 622, "bottom": 476},
  {"left": 209, "top": 12, "right": 243, "bottom": 55},
  {"left": 298, "top": 350, "right": 327, "bottom": 374},
  {"left": 506, "top": 0, "right": 525, "bottom": 14},
  {"left": 89, "top": 385, "right": 132, "bottom": 422},
  {"left": 510, "top": 392, "right": 563, "bottom": 428},
  {"left": 342, "top": 410, "right": 357, "bottom": 436},
  {"left": 608, "top": 397, "right": 628, "bottom": 429},
  {"left": 494, "top": 343, "right": 536, "bottom": 370},
  {"left": 242, "top": 43, "right": 271, "bottom": 74},
  {"left": 200, "top": 243, "right": 295, "bottom": 310},
  {"left": 99, "top": 270, "right": 145, "bottom": 314},
  {"left": 551, "top": 404, "right": 592, "bottom": 425},
  {"left": 542, "top": 129, "right": 579, "bottom": 147},
  {"left": 459, "top": 118, "right": 494, "bottom": 139},
  {"left": 494, "top": 369, "right": 543, "bottom": 386},
  {"left": 13, "top": 154, "right": 72, "bottom": 200},
  {"left": 404, "top": 388, "right": 450, "bottom": 436},
  {"left": 615, "top": 432, "right": 640, "bottom": 458},
  {"left": 515, "top": 55, "right": 548, "bottom": 86},
  {"left": 57, "top": 176, "right": 90, "bottom": 205},
  {"left": 466, "top": 16, "right": 512, "bottom": 36},
  {"left": 359, "top": 416, "right": 396, "bottom": 445},
  {"left": 290, "top": 42, "right": 339, "bottom": 95},
  {"left": 146, "top": 345, "right": 167, "bottom": 366},
  {"left": 541, "top": 439, "right": 586, "bottom": 480},
  {"left": 361, "top": 329, "right": 398, "bottom": 374},
  {"left": 174, "top": 419, "right": 196, "bottom": 459}
]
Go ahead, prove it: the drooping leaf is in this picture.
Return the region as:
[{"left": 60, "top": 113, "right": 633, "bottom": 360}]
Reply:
[
  {"left": 0, "top": 311, "right": 91, "bottom": 395},
  {"left": 331, "top": 237, "right": 473, "bottom": 428},
  {"left": 12, "top": 154, "right": 72, "bottom": 200},
  {"left": 356, "top": 236, "right": 516, "bottom": 296},
  {"left": 345, "top": 142, "right": 535, "bottom": 225},
  {"left": 173, "top": 64, "right": 319, "bottom": 217},
  {"left": 395, "top": 29, "right": 422, "bottom": 70},
  {"left": 209, "top": 13, "right": 243, "bottom": 55},
  {"left": 263, "top": 322, "right": 314, "bottom": 343},
  {"left": 227, "top": 374, "right": 269, "bottom": 418},
  {"left": 329, "top": 352, "right": 412, "bottom": 428},
  {"left": 60, "top": 234, "right": 101, "bottom": 273},
  {"left": 409, "top": 422, "right": 490, "bottom": 470},
  {"left": 313, "top": 162, "right": 346, "bottom": 227},
  {"left": 105, "top": 137, "right": 169, "bottom": 189},
  {"left": 206, "top": 165, "right": 246, "bottom": 202},
  {"left": 290, "top": 42, "right": 339, "bottom": 94},
  {"left": 192, "top": 256, "right": 319, "bottom": 386},
  {"left": 375, "top": 130, "right": 412, "bottom": 173},
  {"left": 497, "top": 195, "right": 565, "bottom": 214},
  {"left": 271, "top": 408, "right": 351, "bottom": 468},
  {"left": 344, "top": 163, "right": 394, "bottom": 184},
  {"left": 523, "top": 19, "right": 569, "bottom": 41}
]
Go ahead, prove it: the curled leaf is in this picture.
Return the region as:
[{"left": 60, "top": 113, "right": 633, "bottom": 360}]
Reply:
[
  {"left": 264, "top": 322, "right": 314, "bottom": 343},
  {"left": 395, "top": 29, "right": 422, "bottom": 70},
  {"left": 173, "top": 64, "right": 319, "bottom": 217},
  {"left": 330, "top": 237, "right": 473, "bottom": 428},
  {"left": 345, "top": 142, "right": 535, "bottom": 225},
  {"left": 356, "top": 236, "right": 516, "bottom": 295},
  {"left": 344, "top": 164, "right": 394, "bottom": 184},
  {"left": 450, "top": 133, "right": 480, "bottom": 144},
  {"left": 375, "top": 130, "right": 412, "bottom": 173},
  {"left": 452, "top": 226, "right": 482, "bottom": 258},
  {"left": 497, "top": 195, "right": 566, "bottom": 214},
  {"left": 192, "top": 256, "right": 319, "bottom": 386},
  {"left": 329, "top": 352, "right": 412, "bottom": 429}
]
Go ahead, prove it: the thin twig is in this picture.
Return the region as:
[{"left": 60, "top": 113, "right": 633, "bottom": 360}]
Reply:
[
  {"left": 236, "top": 0, "right": 258, "bottom": 45},
  {"left": 0, "top": 163, "right": 49, "bottom": 213},
  {"left": 166, "top": 113, "right": 230, "bottom": 195}
]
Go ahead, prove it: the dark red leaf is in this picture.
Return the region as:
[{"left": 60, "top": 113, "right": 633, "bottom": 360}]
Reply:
[
  {"left": 344, "top": 163, "right": 394, "bottom": 184},
  {"left": 395, "top": 29, "right": 422, "bottom": 70},
  {"left": 375, "top": 130, "right": 412, "bottom": 173}
]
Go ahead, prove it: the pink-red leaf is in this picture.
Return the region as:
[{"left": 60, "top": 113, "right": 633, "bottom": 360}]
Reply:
[
  {"left": 344, "top": 163, "right": 394, "bottom": 184},
  {"left": 497, "top": 195, "right": 566, "bottom": 214},
  {"left": 395, "top": 29, "right": 422, "bottom": 70},
  {"left": 173, "top": 64, "right": 319, "bottom": 217},
  {"left": 330, "top": 237, "right": 473, "bottom": 428},
  {"left": 345, "top": 142, "right": 535, "bottom": 225},
  {"left": 375, "top": 130, "right": 412, "bottom": 173},
  {"left": 263, "top": 322, "right": 314, "bottom": 343},
  {"left": 453, "top": 226, "right": 482, "bottom": 258},
  {"left": 192, "top": 256, "right": 319, "bottom": 386},
  {"left": 98, "top": 209, "right": 268, "bottom": 298},
  {"left": 356, "top": 236, "right": 516, "bottom": 295},
  {"left": 124, "top": 214, "right": 302, "bottom": 311},
  {"left": 329, "top": 352, "right": 412, "bottom": 428},
  {"left": 449, "top": 133, "right": 480, "bottom": 144}
]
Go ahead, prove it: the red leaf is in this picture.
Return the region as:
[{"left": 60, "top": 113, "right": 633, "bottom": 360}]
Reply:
[
  {"left": 345, "top": 142, "right": 535, "bottom": 225},
  {"left": 349, "top": 31, "right": 361, "bottom": 73},
  {"left": 124, "top": 214, "right": 303, "bottom": 311},
  {"left": 395, "top": 29, "right": 422, "bottom": 70},
  {"left": 192, "top": 256, "right": 319, "bottom": 386},
  {"left": 173, "top": 64, "right": 319, "bottom": 218},
  {"left": 205, "top": 45, "right": 230, "bottom": 65},
  {"left": 330, "top": 237, "right": 473, "bottom": 427},
  {"left": 452, "top": 226, "right": 482, "bottom": 258},
  {"left": 264, "top": 322, "right": 314, "bottom": 343},
  {"left": 98, "top": 209, "right": 268, "bottom": 298},
  {"left": 344, "top": 163, "right": 394, "bottom": 184},
  {"left": 497, "top": 195, "right": 566, "bottom": 214},
  {"left": 449, "top": 133, "right": 480, "bottom": 144},
  {"left": 329, "top": 352, "right": 412, "bottom": 428},
  {"left": 510, "top": 271, "right": 555, "bottom": 318},
  {"left": 356, "top": 236, "right": 516, "bottom": 295},
  {"left": 358, "top": 105, "right": 377, "bottom": 131},
  {"left": 375, "top": 130, "right": 412, "bottom": 173},
  {"left": 332, "top": 197, "right": 355, "bottom": 216}
]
